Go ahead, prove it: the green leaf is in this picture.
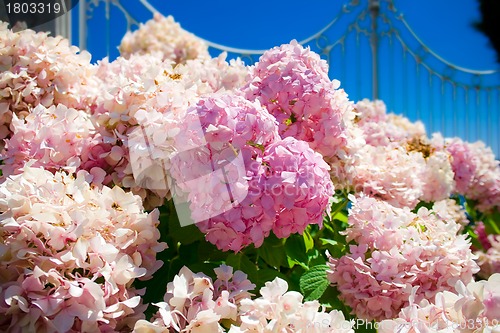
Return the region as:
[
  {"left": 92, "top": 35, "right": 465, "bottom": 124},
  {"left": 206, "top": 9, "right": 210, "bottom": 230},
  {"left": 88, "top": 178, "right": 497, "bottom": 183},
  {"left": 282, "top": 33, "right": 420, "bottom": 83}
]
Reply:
[
  {"left": 355, "top": 323, "right": 377, "bottom": 333},
  {"left": 466, "top": 228, "right": 483, "bottom": 250},
  {"left": 166, "top": 214, "right": 204, "bottom": 246},
  {"left": 320, "top": 238, "right": 338, "bottom": 247},
  {"left": 299, "top": 264, "right": 330, "bottom": 301},
  {"left": 258, "top": 233, "right": 287, "bottom": 268},
  {"left": 303, "top": 229, "right": 314, "bottom": 252},
  {"left": 285, "top": 234, "right": 309, "bottom": 268},
  {"left": 484, "top": 210, "right": 500, "bottom": 235},
  {"left": 332, "top": 211, "right": 348, "bottom": 224}
]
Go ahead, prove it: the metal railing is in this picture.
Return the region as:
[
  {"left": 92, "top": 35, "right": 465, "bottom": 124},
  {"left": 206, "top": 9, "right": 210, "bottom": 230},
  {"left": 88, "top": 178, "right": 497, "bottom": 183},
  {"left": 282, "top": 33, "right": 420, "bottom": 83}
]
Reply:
[{"left": 78, "top": 0, "right": 500, "bottom": 156}]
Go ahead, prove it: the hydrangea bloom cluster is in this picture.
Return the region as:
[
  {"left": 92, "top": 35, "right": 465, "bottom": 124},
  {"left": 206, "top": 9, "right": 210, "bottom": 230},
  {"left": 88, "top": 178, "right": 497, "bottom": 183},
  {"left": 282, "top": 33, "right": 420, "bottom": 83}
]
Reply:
[
  {"left": 119, "top": 13, "right": 210, "bottom": 64},
  {"left": 89, "top": 52, "right": 249, "bottom": 207},
  {"left": 168, "top": 93, "right": 333, "bottom": 251},
  {"left": 446, "top": 138, "right": 500, "bottom": 213},
  {"left": 0, "top": 22, "right": 94, "bottom": 141},
  {"left": 173, "top": 53, "right": 249, "bottom": 95},
  {"left": 260, "top": 137, "right": 335, "bottom": 239},
  {"left": 243, "top": 40, "right": 350, "bottom": 158},
  {"left": 346, "top": 145, "right": 426, "bottom": 208},
  {"left": 327, "top": 194, "right": 479, "bottom": 321},
  {"left": 328, "top": 99, "right": 455, "bottom": 204},
  {"left": 354, "top": 99, "right": 426, "bottom": 148},
  {"left": 0, "top": 166, "right": 166, "bottom": 332},
  {"left": 378, "top": 273, "right": 500, "bottom": 333},
  {"left": 90, "top": 53, "right": 168, "bottom": 130},
  {"left": 133, "top": 265, "right": 255, "bottom": 332},
  {"left": 0, "top": 104, "right": 111, "bottom": 182},
  {"left": 473, "top": 222, "right": 500, "bottom": 279},
  {"left": 231, "top": 277, "right": 354, "bottom": 333},
  {"left": 134, "top": 266, "right": 354, "bottom": 333}
]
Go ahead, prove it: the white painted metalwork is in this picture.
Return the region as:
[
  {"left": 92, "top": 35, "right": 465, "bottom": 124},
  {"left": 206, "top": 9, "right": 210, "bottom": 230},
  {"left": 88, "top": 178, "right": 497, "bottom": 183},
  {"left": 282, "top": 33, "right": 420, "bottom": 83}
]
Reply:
[{"left": 77, "top": 0, "right": 500, "bottom": 156}]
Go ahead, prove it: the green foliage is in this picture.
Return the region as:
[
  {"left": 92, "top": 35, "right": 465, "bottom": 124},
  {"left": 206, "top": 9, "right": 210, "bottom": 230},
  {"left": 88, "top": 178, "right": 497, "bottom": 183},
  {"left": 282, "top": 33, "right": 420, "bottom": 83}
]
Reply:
[
  {"left": 257, "top": 232, "right": 287, "bottom": 268},
  {"left": 136, "top": 189, "right": 500, "bottom": 329},
  {"left": 299, "top": 264, "right": 330, "bottom": 301},
  {"left": 136, "top": 193, "right": 354, "bottom": 322}
]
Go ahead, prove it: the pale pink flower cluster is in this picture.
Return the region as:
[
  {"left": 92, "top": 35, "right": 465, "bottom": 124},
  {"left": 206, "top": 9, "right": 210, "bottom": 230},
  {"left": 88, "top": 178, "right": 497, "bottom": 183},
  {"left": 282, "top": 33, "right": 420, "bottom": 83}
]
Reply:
[
  {"left": 419, "top": 149, "right": 455, "bottom": 203},
  {"left": 0, "top": 22, "right": 94, "bottom": 141},
  {"left": 327, "top": 194, "right": 479, "bottom": 321},
  {"left": 174, "top": 53, "right": 249, "bottom": 95},
  {"left": 119, "top": 13, "right": 210, "bottom": 64},
  {"left": 446, "top": 138, "right": 500, "bottom": 213},
  {"left": 431, "top": 198, "right": 469, "bottom": 227},
  {"left": 0, "top": 104, "right": 104, "bottom": 179},
  {"left": 347, "top": 145, "right": 426, "bottom": 208},
  {"left": 473, "top": 222, "right": 500, "bottom": 279},
  {"left": 476, "top": 241, "right": 500, "bottom": 280},
  {"left": 332, "top": 99, "right": 455, "bottom": 206},
  {"left": 232, "top": 277, "right": 354, "bottom": 333},
  {"left": 354, "top": 99, "right": 426, "bottom": 148},
  {"left": 90, "top": 53, "right": 249, "bottom": 207},
  {"left": 171, "top": 94, "right": 333, "bottom": 252},
  {"left": 379, "top": 273, "right": 500, "bottom": 333},
  {"left": 91, "top": 53, "right": 168, "bottom": 130},
  {"left": 0, "top": 166, "right": 166, "bottom": 332},
  {"left": 134, "top": 267, "right": 354, "bottom": 333},
  {"left": 243, "top": 40, "right": 350, "bottom": 158},
  {"left": 133, "top": 265, "right": 255, "bottom": 333}
]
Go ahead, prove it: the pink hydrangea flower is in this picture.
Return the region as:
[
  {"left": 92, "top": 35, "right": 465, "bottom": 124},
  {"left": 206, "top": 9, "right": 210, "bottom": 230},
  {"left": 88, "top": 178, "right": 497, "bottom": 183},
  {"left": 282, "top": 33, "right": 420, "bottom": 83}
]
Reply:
[
  {"left": 472, "top": 223, "right": 500, "bottom": 279},
  {"left": 0, "top": 23, "right": 94, "bottom": 142},
  {"left": 0, "top": 104, "right": 108, "bottom": 180},
  {"left": 243, "top": 40, "right": 350, "bottom": 158},
  {"left": 327, "top": 194, "right": 479, "bottom": 321},
  {"left": 446, "top": 138, "right": 500, "bottom": 213},
  {"left": 90, "top": 53, "right": 250, "bottom": 208},
  {"left": 132, "top": 265, "right": 255, "bottom": 333},
  {"left": 119, "top": 13, "right": 210, "bottom": 64},
  {"left": 168, "top": 94, "right": 333, "bottom": 252},
  {"left": 260, "top": 137, "right": 335, "bottom": 239},
  {"left": 0, "top": 165, "right": 166, "bottom": 332},
  {"left": 173, "top": 53, "right": 249, "bottom": 94},
  {"left": 354, "top": 99, "right": 426, "bottom": 148},
  {"left": 347, "top": 145, "right": 426, "bottom": 208},
  {"left": 379, "top": 273, "right": 500, "bottom": 333},
  {"left": 234, "top": 277, "right": 354, "bottom": 333},
  {"left": 168, "top": 93, "right": 280, "bottom": 251},
  {"left": 330, "top": 99, "right": 455, "bottom": 202}
]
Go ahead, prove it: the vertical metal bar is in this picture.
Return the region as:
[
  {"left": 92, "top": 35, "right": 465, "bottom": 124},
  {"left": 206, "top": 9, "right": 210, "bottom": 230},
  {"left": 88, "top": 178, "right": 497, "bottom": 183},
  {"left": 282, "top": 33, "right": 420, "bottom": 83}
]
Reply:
[
  {"left": 441, "top": 80, "right": 446, "bottom": 136},
  {"left": 452, "top": 84, "right": 457, "bottom": 139},
  {"left": 369, "top": 0, "right": 380, "bottom": 100},
  {"left": 54, "top": 1, "right": 70, "bottom": 39},
  {"left": 356, "top": 32, "right": 361, "bottom": 101},
  {"left": 389, "top": 35, "right": 395, "bottom": 112},
  {"left": 487, "top": 89, "right": 492, "bottom": 153},
  {"left": 427, "top": 70, "right": 432, "bottom": 133},
  {"left": 416, "top": 65, "right": 421, "bottom": 124},
  {"left": 495, "top": 87, "right": 500, "bottom": 158},
  {"left": 106, "top": 0, "right": 110, "bottom": 57},
  {"left": 403, "top": 50, "right": 408, "bottom": 116},
  {"left": 464, "top": 86, "right": 470, "bottom": 141},
  {"left": 79, "top": 0, "right": 87, "bottom": 50},
  {"left": 476, "top": 88, "right": 480, "bottom": 142}
]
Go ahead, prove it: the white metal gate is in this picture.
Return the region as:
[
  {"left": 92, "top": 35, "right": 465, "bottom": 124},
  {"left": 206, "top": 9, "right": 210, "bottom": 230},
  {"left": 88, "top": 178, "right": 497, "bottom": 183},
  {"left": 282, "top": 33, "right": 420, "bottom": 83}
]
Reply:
[{"left": 78, "top": 0, "right": 500, "bottom": 156}]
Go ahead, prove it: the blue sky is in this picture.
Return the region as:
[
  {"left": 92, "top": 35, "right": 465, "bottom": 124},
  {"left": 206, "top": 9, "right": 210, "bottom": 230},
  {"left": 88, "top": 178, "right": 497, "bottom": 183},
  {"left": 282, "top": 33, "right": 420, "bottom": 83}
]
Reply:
[{"left": 72, "top": 0, "right": 499, "bottom": 155}]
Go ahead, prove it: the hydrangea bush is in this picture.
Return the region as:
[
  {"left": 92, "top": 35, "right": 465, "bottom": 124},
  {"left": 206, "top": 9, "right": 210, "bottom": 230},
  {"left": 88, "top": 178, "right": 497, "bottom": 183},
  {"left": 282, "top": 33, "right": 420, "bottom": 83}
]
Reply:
[{"left": 0, "top": 14, "right": 499, "bottom": 333}]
